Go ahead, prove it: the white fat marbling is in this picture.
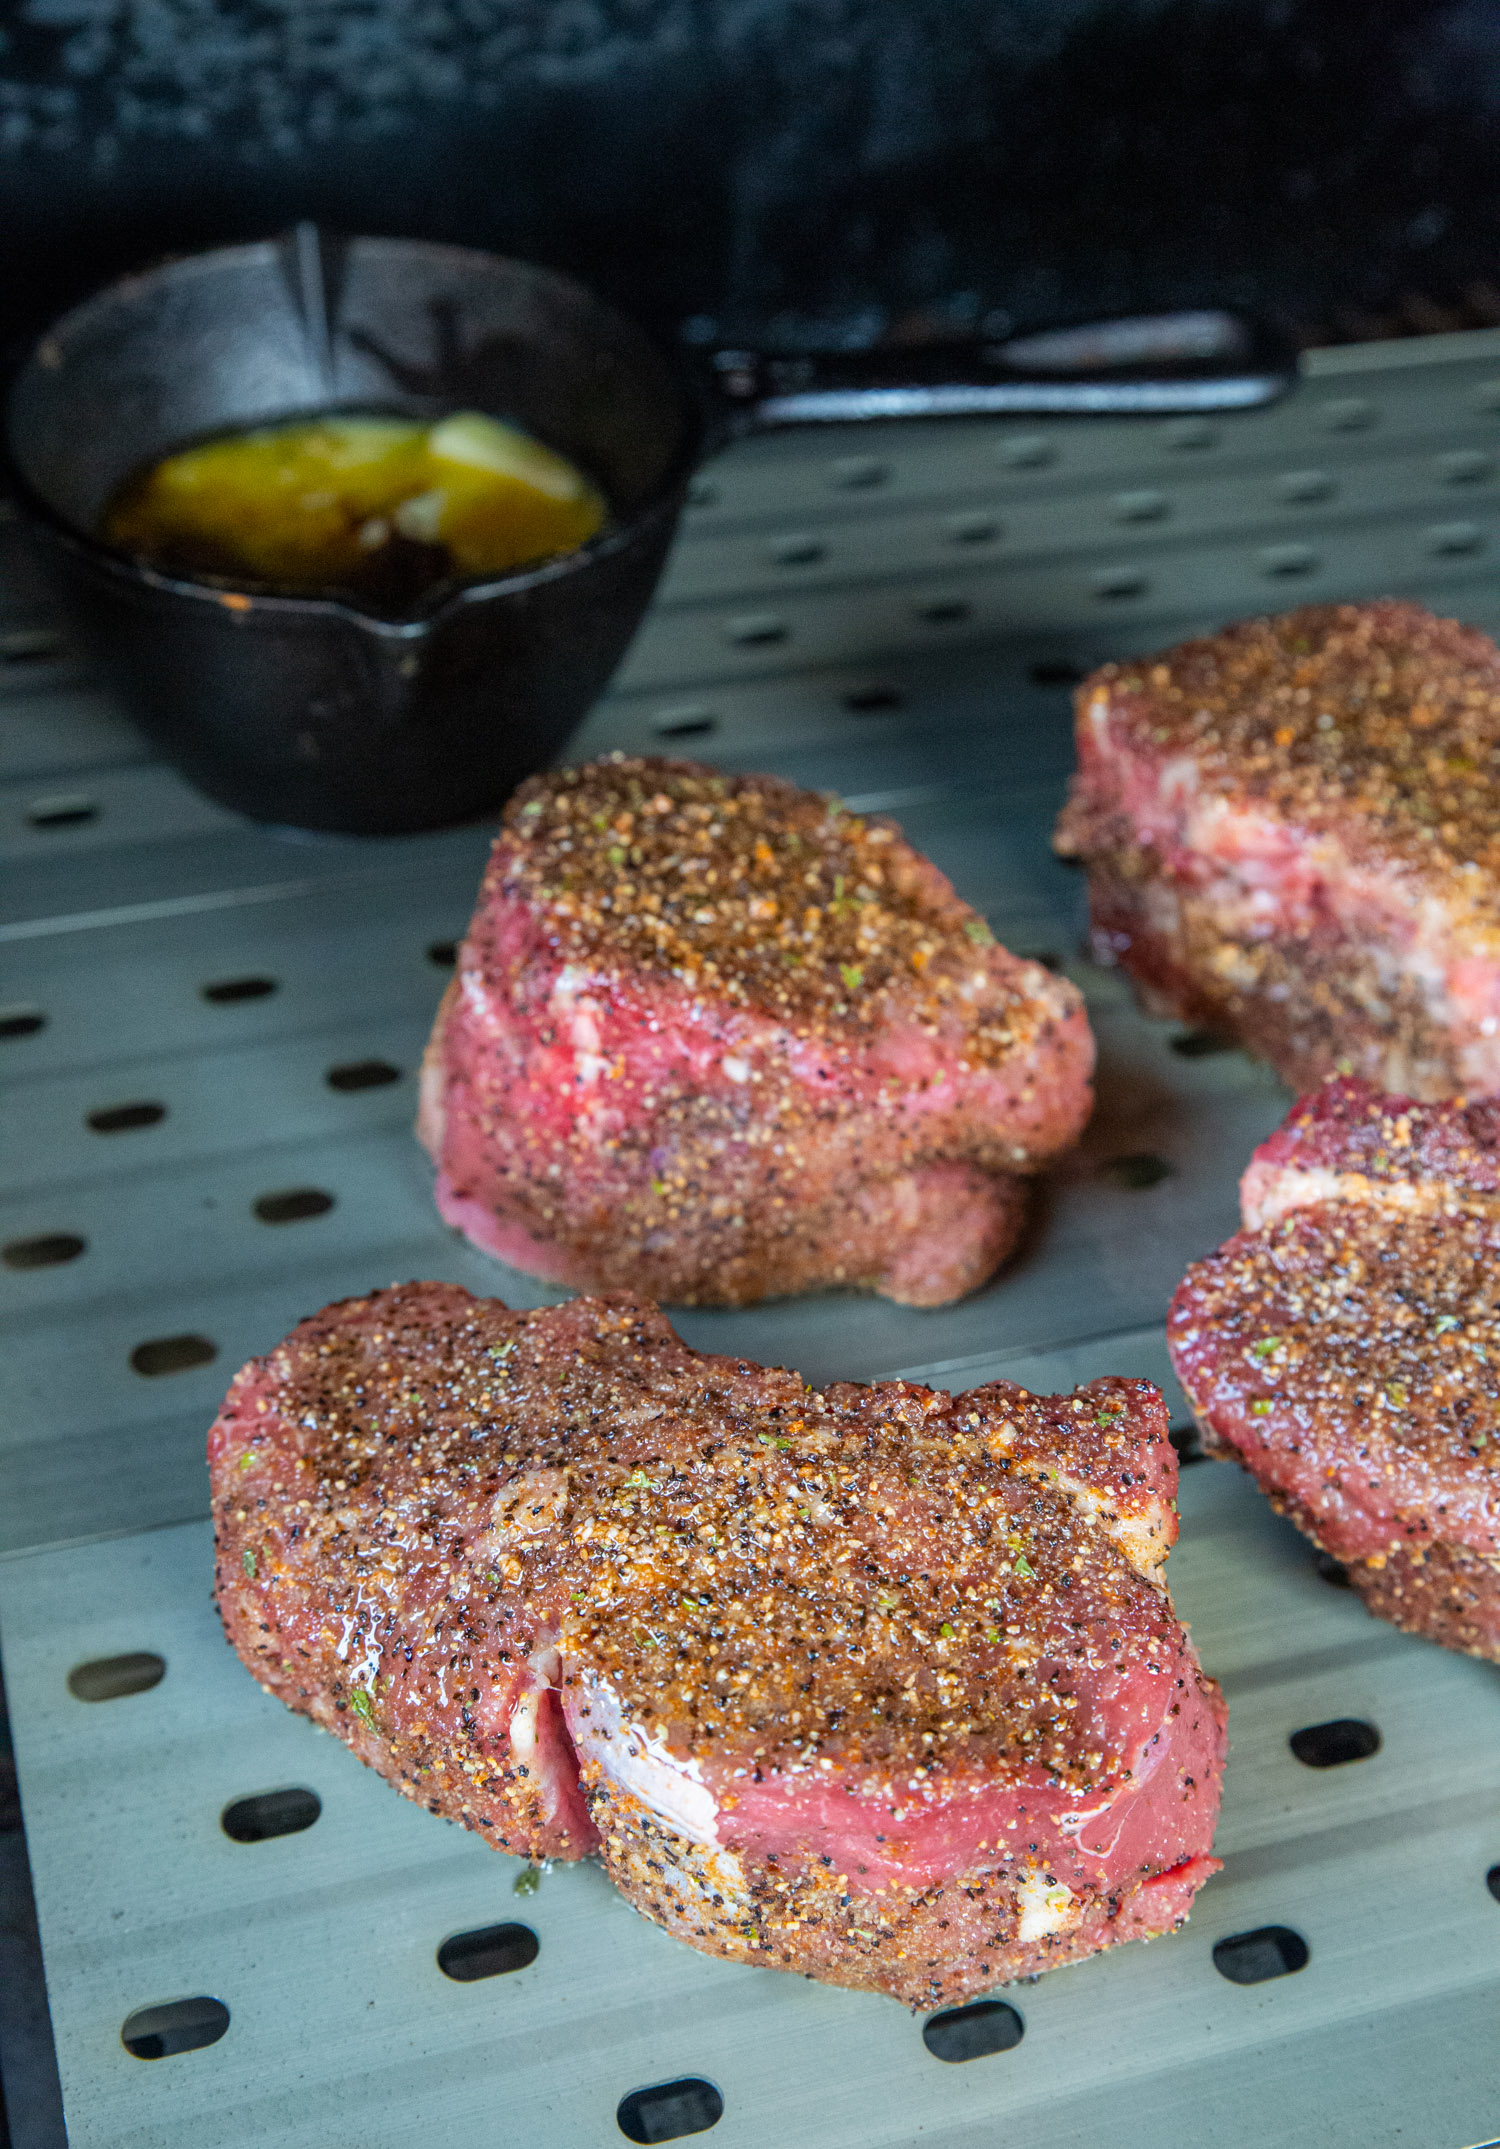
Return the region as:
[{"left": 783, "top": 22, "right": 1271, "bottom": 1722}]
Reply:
[
  {"left": 1016, "top": 1867, "right": 1080, "bottom": 1943},
  {"left": 571, "top": 1672, "right": 721, "bottom": 1847}
]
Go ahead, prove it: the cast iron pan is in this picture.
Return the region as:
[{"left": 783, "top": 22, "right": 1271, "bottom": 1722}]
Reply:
[{"left": 4, "top": 228, "right": 1295, "bottom": 834}]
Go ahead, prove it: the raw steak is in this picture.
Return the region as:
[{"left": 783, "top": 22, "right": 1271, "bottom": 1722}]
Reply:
[
  {"left": 419, "top": 755, "right": 1092, "bottom": 1307},
  {"left": 211, "top": 1281, "right": 1225, "bottom": 2008},
  {"left": 1169, "top": 1077, "right": 1500, "bottom": 1657},
  {"left": 1054, "top": 601, "right": 1500, "bottom": 1099}
]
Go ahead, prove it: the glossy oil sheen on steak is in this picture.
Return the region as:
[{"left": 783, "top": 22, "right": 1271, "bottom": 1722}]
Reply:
[
  {"left": 419, "top": 756, "right": 1092, "bottom": 1307},
  {"left": 1054, "top": 601, "right": 1500, "bottom": 1099},
  {"left": 210, "top": 1282, "right": 1225, "bottom": 2007},
  {"left": 1170, "top": 1077, "right": 1500, "bottom": 1657}
]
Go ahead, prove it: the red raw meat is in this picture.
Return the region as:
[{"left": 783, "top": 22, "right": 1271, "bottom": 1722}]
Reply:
[
  {"left": 1239, "top": 1072, "right": 1500, "bottom": 1226},
  {"left": 1169, "top": 1076, "right": 1500, "bottom": 1657},
  {"left": 1054, "top": 601, "right": 1500, "bottom": 1099},
  {"left": 419, "top": 756, "right": 1092, "bottom": 1307},
  {"left": 211, "top": 1282, "right": 1225, "bottom": 2007}
]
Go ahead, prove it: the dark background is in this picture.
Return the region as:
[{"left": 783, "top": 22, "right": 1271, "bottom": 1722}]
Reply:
[{"left": 1, "top": 0, "right": 1499, "bottom": 357}]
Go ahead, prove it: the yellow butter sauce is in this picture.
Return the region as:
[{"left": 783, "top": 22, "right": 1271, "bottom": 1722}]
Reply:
[{"left": 102, "top": 410, "right": 607, "bottom": 609}]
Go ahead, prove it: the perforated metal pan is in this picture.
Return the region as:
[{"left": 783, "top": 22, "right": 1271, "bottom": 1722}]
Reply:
[{"left": 5, "top": 328, "right": 1500, "bottom": 2149}]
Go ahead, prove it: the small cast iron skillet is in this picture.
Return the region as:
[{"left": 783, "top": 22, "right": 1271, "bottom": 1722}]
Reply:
[{"left": 4, "top": 229, "right": 1293, "bottom": 834}]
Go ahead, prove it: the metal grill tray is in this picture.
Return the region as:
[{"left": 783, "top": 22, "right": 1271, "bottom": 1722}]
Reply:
[{"left": 5, "top": 327, "right": 1500, "bottom": 2148}]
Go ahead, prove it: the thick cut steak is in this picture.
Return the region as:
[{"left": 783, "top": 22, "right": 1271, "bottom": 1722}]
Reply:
[
  {"left": 1054, "top": 601, "right": 1500, "bottom": 1099},
  {"left": 1170, "top": 1077, "right": 1500, "bottom": 1657},
  {"left": 419, "top": 756, "right": 1092, "bottom": 1307},
  {"left": 211, "top": 1282, "right": 1224, "bottom": 2007}
]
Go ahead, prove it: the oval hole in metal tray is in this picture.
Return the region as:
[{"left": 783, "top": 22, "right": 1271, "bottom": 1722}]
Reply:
[
  {"left": 3, "top": 1232, "right": 85, "bottom": 1270},
  {"left": 121, "top": 1997, "right": 229, "bottom": 2060},
  {"left": 1212, "top": 1926, "right": 1309, "bottom": 1984},
  {"left": 437, "top": 1923, "right": 539, "bottom": 1981},
  {"left": 617, "top": 2078, "right": 723, "bottom": 2143},
  {"left": 1170, "top": 1423, "right": 1206, "bottom": 1467},
  {"left": 1171, "top": 1028, "right": 1236, "bottom": 1058},
  {"left": 1091, "top": 566, "right": 1150, "bottom": 600},
  {"left": 326, "top": 1059, "right": 401, "bottom": 1092},
  {"left": 0, "top": 627, "right": 67, "bottom": 665},
  {"left": 922, "top": 1999, "right": 1024, "bottom": 2062},
  {"left": 130, "top": 1334, "right": 216, "bottom": 1377},
  {"left": 653, "top": 706, "right": 718, "bottom": 739},
  {"left": 1289, "top": 1718, "right": 1381, "bottom": 1768},
  {"left": 1275, "top": 467, "right": 1335, "bottom": 504},
  {"left": 1101, "top": 1152, "right": 1174, "bottom": 1190},
  {"left": 767, "top": 532, "right": 826, "bottom": 565},
  {"left": 252, "top": 1187, "right": 334, "bottom": 1225},
  {"left": 26, "top": 794, "right": 97, "bottom": 828},
  {"left": 202, "top": 975, "right": 277, "bottom": 1004},
  {"left": 945, "top": 511, "right": 1000, "bottom": 543},
  {"left": 725, "top": 613, "right": 788, "bottom": 647},
  {"left": 87, "top": 1100, "right": 166, "bottom": 1133},
  {"left": 828, "top": 455, "right": 889, "bottom": 489},
  {"left": 67, "top": 1652, "right": 165, "bottom": 1702},
  {"left": 221, "top": 1787, "right": 321, "bottom": 1843}
]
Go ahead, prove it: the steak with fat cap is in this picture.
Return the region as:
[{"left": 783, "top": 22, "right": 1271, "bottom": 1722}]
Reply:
[{"left": 211, "top": 1281, "right": 1225, "bottom": 2007}]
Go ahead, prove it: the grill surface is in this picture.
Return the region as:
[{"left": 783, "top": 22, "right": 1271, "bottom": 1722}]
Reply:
[{"left": 4, "top": 327, "right": 1500, "bottom": 2148}]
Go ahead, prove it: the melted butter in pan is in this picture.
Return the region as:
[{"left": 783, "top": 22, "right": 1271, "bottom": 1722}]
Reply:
[{"left": 102, "top": 410, "right": 607, "bottom": 610}]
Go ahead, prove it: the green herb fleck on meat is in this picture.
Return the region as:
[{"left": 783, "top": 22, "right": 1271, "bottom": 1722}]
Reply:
[
  {"left": 241, "top": 1547, "right": 257, "bottom": 1578},
  {"left": 513, "top": 1864, "right": 542, "bottom": 1897},
  {"left": 349, "top": 1687, "right": 377, "bottom": 1732}
]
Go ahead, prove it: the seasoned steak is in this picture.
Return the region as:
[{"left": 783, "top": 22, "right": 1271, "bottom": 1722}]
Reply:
[
  {"left": 1054, "top": 601, "right": 1500, "bottom": 1099},
  {"left": 211, "top": 1282, "right": 1225, "bottom": 2008},
  {"left": 1239, "top": 1072, "right": 1500, "bottom": 1228},
  {"left": 1169, "top": 1078, "right": 1500, "bottom": 1657},
  {"left": 419, "top": 756, "right": 1092, "bottom": 1307}
]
